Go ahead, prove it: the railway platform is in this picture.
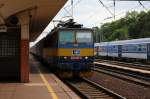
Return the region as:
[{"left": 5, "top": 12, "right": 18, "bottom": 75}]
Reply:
[{"left": 0, "top": 55, "right": 80, "bottom": 99}]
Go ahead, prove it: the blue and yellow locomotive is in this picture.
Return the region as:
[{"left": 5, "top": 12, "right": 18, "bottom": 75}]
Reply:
[{"left": 42, "top": 19, "right": 94, "bottom": 77}]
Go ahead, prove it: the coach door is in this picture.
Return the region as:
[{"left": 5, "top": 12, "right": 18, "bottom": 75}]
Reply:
[
  {"left": 147, "top": 43, "right": 150, "bottom": 60},
  {"left": 0, "top": 29, "right": 20, "bottom": 81},
  {"left": 118, "top": 45, "right": 122, "bottom": 58}
]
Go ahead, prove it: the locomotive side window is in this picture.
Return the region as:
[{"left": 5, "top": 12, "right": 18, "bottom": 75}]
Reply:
[
  {"left": 76, "top": 31, "right": 93, "bottom": 43},
  {"left": 59, "top": 31, "right": 75, "bottom": 43}
]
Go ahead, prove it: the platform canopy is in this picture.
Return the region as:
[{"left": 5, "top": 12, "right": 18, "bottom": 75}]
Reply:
[{"left": 0, "top": 0, "right": 67, "bottom": 41}]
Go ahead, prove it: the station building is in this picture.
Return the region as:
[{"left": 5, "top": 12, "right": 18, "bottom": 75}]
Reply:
[{"left": 0, "top": 0, "right": 67, "bottom": 82}]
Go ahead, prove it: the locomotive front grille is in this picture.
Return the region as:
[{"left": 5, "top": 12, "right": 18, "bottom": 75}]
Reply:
[{"left": 73, "top": 63, "right": 80, "bottom": 70}]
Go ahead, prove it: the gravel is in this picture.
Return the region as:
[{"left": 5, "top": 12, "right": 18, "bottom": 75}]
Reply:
[{"left": 86, "top": 71, "right": 150, "bottom": 99}]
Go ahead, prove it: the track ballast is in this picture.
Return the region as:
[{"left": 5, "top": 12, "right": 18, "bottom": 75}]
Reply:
[{"left": 64, "top": 78, "right": 125, "bottom": 99}]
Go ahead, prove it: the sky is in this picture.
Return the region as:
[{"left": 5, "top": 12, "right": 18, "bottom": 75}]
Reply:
[{"left": 30, "top": 0, "right": 150, "bottom": 47}]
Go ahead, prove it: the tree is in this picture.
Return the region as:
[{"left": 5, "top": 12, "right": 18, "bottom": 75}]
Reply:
[
  {"left": 92, "top": 10, "right": 150, "bottom": 42},
  {"left": 108, "top": 28, "right": 128, "bottom": 41}
]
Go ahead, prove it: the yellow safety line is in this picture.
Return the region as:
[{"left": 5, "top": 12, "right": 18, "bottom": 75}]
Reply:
[{"left": 38, "top": 68, "right": 58, "bottom": 99}]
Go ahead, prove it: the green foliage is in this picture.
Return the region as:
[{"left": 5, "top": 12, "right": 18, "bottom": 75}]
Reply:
[
  {"left": 93, "top": 10, "right": 150, "bottom": 42},
  {"left": 108, "top": 28, "right": 128, "bottom": 41}
]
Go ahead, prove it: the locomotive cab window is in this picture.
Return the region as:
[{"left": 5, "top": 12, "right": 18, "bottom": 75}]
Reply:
[
  {"left": 59, "top": 31, "right": 75, "bottom": 43},
  {"left": 76, "top": 31, "right": 93, "bottom": 43}
]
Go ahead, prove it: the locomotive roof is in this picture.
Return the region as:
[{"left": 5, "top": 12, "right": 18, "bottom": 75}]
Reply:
[
  {"left": 56, "top": 27, "right": 92, "bottom": 31},
  {"left": 47, "top": 27, "right": 93, "bottom": 36},
  {"left": 47, "top": 19, "right": 93, "bottom": 36}
]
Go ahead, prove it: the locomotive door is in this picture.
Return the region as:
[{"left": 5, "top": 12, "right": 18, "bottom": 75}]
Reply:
[
  {"left": 0, "top": 30, "right": 20, "bottom": 81},
  {"left": 147, "top": 43, "right": 150, "bottom": 60}
]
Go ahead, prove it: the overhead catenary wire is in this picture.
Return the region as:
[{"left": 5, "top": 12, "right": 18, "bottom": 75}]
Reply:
[
  {"left": 138, "top": 1, "right": 148, "bottom": 11},
  {"left": 81, "top": 1, "right": 116, "bottom": 24},
  {"left": 51, "top": 0, "right": 150, "bottom": 28},
  {"left": 98, "top": 0, "right": 114, "bottom": 17},
  {"left": 107, "top": 1, "right": 150, "bottom": 20},
  {"left": 61, "top": 0, "right": 83, "bottom": 20},
  {"left": 71, "top": 0, "right": 74, "bottom": 19},
  {"left": 115, "top": 1, "right": 150, "bottom": 18},
  {"left": 83, "top": 0, "right": 115, "bottom": 27},
  {"left": 113, "top": 0, "right": 116, "bottom": 20},
  {"left": 53, "top": 0, "right": 83, "bottom": 28},
  {"left": 84, "top": 1, "right": 149, "bottom": 26},
  {"left": 90, "top": 1, "right": 150, "bottom": 27}
]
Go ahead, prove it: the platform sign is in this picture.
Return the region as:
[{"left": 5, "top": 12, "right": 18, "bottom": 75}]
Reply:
[{"left": 0, "top": 25, "right": 7, "bottom": 32}]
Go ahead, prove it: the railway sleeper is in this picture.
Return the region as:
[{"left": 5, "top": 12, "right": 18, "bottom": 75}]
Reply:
[
  {"left": 88, "top": 93, "right": 110, "bottom": 97},
  {"left": 97, "top": 98, "right": 113, "bottom": 99},
  {"left": 78, "top": 87, "right": 98, "bottom": 90},
  {"left": 79, "top": 89, "right": 102, "bottom": 92},
  {"left": 83, "top": 91, "right": 105, "bottom": 94},
  {"left": 82, "top": 92, "right": 106, "bottom": 96},
  {"left": 90, "top": 95, "right": 111, "bottom": 98}
]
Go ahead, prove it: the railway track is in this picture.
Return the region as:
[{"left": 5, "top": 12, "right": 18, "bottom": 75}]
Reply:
[
  {"left": 95, "top": 59, "right": 150, "bottom": 71},
  {"left": 94, "top": 64, "right": 150, "bottom": 87},
  {"left": 64, "top": 78, "right": 125, "bottom": 99}
]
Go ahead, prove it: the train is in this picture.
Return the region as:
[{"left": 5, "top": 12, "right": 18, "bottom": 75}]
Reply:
[
  {"left": 95, "top": 38, "right": 150, "bottom": 61},
  {"left": 31, "top": 19, "right": 94, "bottom": 78}
]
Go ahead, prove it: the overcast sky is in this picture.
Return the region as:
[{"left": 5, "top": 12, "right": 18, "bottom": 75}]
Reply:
[{"left": 30, "top": 0, "right": 150, "bottom": 47}]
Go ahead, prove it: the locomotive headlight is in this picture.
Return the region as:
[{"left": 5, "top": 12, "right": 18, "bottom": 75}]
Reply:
[
  {"left": 85, "top": 56, "right": 88, "bottom": 59},
  {"left": 64, "top": 57, "right": 67, "bottom": 59}
]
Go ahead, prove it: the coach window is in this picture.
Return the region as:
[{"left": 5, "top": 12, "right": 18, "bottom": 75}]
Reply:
[
  {"left": 142, "top": 44, "right": 147, "bottom": 52},
  {"left": 138, "top": 44, "right": 142, "bottom": 51},
  {"left": 138, "top": 47, "right": 141, "bottom": 51}
]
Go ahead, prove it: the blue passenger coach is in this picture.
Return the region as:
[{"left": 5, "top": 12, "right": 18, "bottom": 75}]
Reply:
[{"left": 95, "top": 38, "right": 150, "bottom": 61}]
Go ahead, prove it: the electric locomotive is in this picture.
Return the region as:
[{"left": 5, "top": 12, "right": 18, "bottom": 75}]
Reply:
[{"left": 43, "top": 19, "right": 94, "bottom": 78}]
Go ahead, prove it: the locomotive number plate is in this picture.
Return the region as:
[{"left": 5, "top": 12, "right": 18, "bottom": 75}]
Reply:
[{"left": 72, "top": 50, "right": 80, "bottom": 55}]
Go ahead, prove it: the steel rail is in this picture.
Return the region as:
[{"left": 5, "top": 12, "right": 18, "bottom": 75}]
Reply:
[
  {"left": 94, "top": 64, "right": 150, "bottom": 87},
  {"left": 95, "top": 59, "right": 150, "bottom": 71},
  {"left": 64, "top": 78, "right": 125, "bottom": 99}
]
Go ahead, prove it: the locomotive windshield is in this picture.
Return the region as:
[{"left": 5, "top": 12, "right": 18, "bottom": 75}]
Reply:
[
  {"left": 59, "top": 31, "right": 93, "bottom": 43},
  {"left": 76, "top": 31, "right": 93, "bottom": 43},
  {"left": 59, "top": 31, "right": 75, "bottom": 43}
]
